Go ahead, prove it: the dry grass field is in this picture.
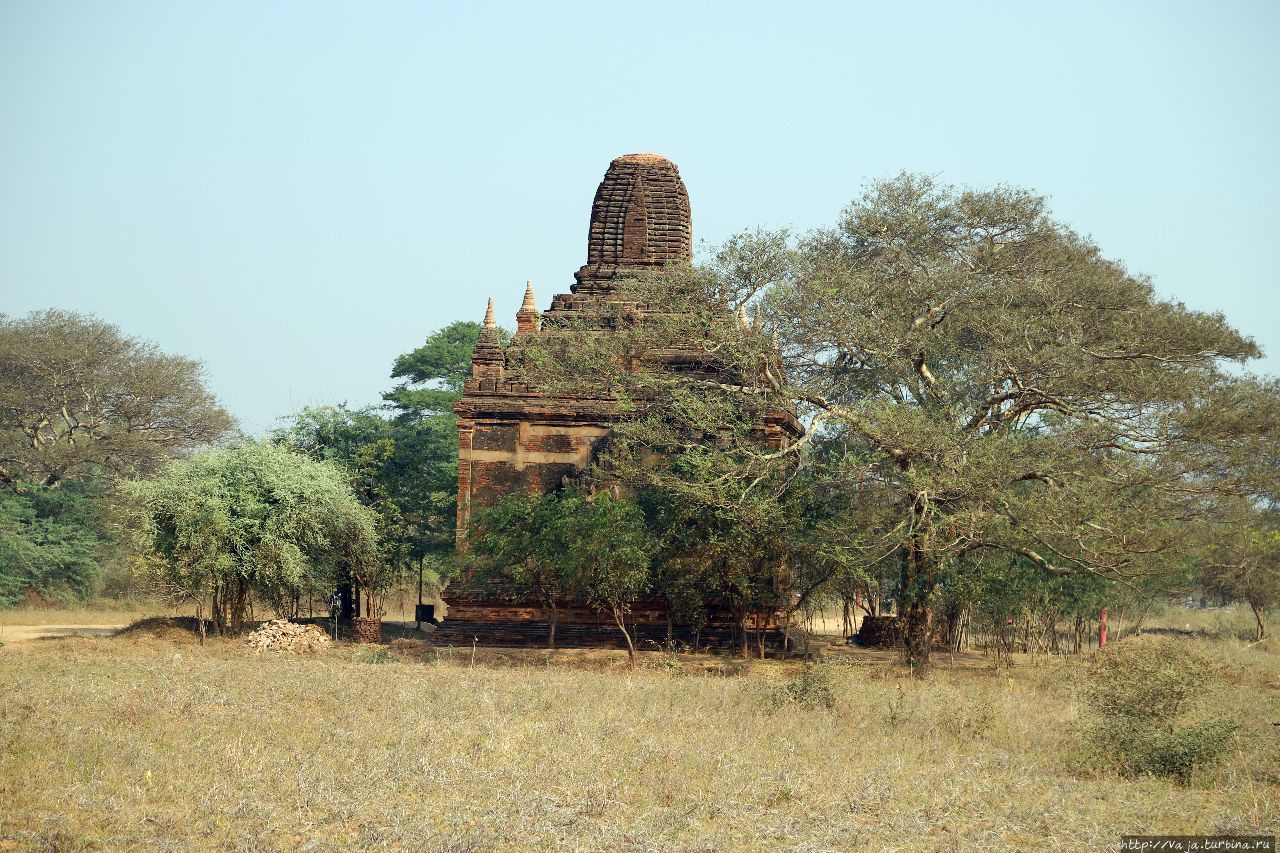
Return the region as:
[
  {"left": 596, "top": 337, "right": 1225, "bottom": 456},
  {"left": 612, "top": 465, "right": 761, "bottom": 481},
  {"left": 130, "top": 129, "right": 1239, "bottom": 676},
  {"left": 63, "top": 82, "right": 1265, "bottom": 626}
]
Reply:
[
  {"left": 1, "top": 619, "right": 1277, "bottom": 851},
  {"left": 0, "top": 603, "right": 164, "bottom": 629}
]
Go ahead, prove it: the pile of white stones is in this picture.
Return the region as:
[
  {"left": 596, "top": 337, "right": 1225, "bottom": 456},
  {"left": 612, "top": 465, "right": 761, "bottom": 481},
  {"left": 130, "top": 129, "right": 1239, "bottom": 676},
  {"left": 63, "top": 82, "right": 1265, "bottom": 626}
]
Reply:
[{"left": 243, "top": 619, "right": 332, "bottom": 655}]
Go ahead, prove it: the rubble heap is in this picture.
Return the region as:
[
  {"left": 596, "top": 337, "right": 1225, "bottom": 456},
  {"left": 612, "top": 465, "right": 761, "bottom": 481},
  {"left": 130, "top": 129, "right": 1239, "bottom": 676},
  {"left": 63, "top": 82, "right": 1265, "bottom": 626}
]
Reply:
[{"left": 244, "top": 619, "right": 332, "bottom": 655}]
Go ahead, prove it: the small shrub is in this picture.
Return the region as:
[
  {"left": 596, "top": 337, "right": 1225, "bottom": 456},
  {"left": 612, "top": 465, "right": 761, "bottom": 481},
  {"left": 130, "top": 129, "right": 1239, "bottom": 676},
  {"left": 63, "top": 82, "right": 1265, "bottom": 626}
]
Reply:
[
  {"left": 934, "top": 691, "right": 996, "bottom": 739},
  {"left": 884, "top": 682, "right": 915, "bottom": 728},
  {"left": 1073, "top": 636, "right": 1238, "bottom": 783},
  {"left": 770, "top": 663, "right": 837, "bottom": 710},
  {"left": 359, "top": 647, "right": 395, "bottom": 664}
]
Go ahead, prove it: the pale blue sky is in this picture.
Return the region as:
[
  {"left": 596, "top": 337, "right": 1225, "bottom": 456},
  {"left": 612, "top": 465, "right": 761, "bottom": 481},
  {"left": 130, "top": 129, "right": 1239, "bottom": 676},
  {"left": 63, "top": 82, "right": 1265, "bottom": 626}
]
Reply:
[{"left": 2, "top": 1, "right": 1277, "bottom": 433}]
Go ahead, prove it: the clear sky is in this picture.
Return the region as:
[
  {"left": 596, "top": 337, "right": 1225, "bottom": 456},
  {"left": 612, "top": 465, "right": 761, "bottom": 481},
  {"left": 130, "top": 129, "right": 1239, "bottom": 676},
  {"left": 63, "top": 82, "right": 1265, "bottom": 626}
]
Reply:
[{"left": 2, "top": 1, "right": 1277, "bottom": 434}]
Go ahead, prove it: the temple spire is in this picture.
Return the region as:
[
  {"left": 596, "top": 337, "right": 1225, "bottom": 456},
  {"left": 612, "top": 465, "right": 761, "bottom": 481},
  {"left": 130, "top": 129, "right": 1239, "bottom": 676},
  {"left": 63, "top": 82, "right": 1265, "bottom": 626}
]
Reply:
[
  {"left": 736, "top": 304, "right": 749, "bottom": 329},
  {"left": 516, "top": 281, "right": 541, "bottom": 336},
  {"left": 471, "top": 298, "right": 504, "bottom": 380}
]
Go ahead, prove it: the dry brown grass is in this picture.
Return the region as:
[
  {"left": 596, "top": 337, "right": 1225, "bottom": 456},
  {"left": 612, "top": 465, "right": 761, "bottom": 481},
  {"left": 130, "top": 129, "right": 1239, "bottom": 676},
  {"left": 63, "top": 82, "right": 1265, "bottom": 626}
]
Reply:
[
  {"left": 0, "top": 601, "right": 173, "bottom": 629},
  {"left": 0, "top": 627, "right": 1276, "bottom": 851}
]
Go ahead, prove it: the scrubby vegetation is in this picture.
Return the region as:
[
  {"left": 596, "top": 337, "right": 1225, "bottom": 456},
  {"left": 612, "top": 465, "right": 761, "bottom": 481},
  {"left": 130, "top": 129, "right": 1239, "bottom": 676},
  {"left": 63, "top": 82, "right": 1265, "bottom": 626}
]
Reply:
[{"left": 1074, "top": 636, "right": 1241, "bottom": 783}]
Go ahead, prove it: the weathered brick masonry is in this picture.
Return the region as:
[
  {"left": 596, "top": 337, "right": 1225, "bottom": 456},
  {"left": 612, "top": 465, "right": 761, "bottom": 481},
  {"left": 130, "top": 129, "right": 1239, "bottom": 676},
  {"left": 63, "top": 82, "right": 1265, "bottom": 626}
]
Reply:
[
  {"left": 440, "top": 154, "right": 797, "bottom": 646},
  {"left": 453, "top": 153, "right": 697, "bottom": 549}
]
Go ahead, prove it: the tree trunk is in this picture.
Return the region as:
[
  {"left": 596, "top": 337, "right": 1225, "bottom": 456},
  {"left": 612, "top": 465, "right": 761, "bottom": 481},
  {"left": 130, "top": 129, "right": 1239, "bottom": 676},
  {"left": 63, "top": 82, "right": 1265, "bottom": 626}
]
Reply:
[
  {"left": 546, "top": 602, "right": 558, "bottom": 650},
  {"left": 211, "top": 582, "right": 222, "bottom": 636},
  {"left": 229, "top": 579, "right": 249, "bottom": 634},
  {"left": 729, "top": 601, "right": 744, "bottom": 658},
  {"left": 902, "top": 598, "right": 932, "bottom": 668},
  {"left": 612, "top": 607, "right": 637, "bottom": 669},
  {"left": 1250, "top": 599, "right": 1266, "bottom": 642},
  {"left": 898, "top": 542, "right": 935, "bottom": 670}
]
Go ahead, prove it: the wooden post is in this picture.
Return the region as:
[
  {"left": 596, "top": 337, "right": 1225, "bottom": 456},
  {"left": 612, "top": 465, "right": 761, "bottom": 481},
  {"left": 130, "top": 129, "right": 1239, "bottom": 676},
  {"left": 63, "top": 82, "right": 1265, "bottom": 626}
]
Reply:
[{"left": 1098, "top": 607, "right": 1108, "bottom": 648}]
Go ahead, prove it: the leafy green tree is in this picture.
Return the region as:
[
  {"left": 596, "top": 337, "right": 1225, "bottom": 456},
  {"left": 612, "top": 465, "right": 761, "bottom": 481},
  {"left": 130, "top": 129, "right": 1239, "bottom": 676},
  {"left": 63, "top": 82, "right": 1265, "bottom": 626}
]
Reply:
[
  {"left": 634, "top": 475, "right": 817, "bottom": 658},
  {"left": 1200, "top": 503, "right": 1280, "bottom": 640},
  {"left": 469, "top": 491, "right": 578, "bottom": 648},
  {"left": 522, "top": 173, "right": 1279, "bottom": 667},
  {"left": 277, "top": 321, "right": 502, "bottom": 600},
  {"left": 0, "top": 310, "right": 236, "bottom": 488},
  {"left": 757, "top": 176, "right": 1276, "bottom": 664},
  {"left": 469, "top": 489, "right": 655, "bottom": 664},
  {"left": 384, "top": 319, "right": 511, "bottom": 417},
  {"left": 557, "top": 491, "right": 656, "bottom": 668},
  {"left": 120, "top": 441, "right": 380, "bottom": 640},
  {"left": 0, "top": 481, "right": 104, "bottom": 607}
]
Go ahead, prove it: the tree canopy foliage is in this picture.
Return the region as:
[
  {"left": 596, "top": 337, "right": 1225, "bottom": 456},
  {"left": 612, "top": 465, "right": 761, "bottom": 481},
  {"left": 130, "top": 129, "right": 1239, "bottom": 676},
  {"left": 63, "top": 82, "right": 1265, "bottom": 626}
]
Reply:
[
  {"left": 1199, "top": 502, "right": 1280, "bottom": 640},
  {"left": 0, "top": 311, "right": 236, "bottom": 608},
  {"left": 0, "top": 310, "right": 236, "bottom": 488},
  {"left": 0, "top": 481, "right": 105, "bottom": 607},
  {"left": 384, "top": 319, "right": 510, "bottom": 417},
  {"left": 271, "top": 320, "right": 495, "bottom": 609},
  {"left": 521, "top": 173, "right": 1280, "bottom": 664},
  {"left": 470, "top": 489, "right": 656, "bottom": 665},
  {"left": 120, "top": 441, "right": 380, "bottom": 636}
]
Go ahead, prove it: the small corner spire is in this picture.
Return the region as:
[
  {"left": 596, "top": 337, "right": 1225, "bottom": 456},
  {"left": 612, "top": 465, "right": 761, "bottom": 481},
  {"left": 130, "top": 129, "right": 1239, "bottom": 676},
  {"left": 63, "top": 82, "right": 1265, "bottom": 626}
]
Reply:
[
  {"left": 521, "top": 280, "right": 537, "bottom": 311},
  {"left": 483, "top": 298, "right": 496, "bottom": 329},
  {"left": 736, "top": 304, "right": 749, "bottom": 329}
]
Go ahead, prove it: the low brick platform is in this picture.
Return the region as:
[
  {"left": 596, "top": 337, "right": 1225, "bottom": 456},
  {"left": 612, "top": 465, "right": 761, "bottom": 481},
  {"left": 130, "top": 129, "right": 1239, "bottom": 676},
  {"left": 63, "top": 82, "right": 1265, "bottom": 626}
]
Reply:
[{"left": 429, "top": 618, "right": 779, "bottom": 651}]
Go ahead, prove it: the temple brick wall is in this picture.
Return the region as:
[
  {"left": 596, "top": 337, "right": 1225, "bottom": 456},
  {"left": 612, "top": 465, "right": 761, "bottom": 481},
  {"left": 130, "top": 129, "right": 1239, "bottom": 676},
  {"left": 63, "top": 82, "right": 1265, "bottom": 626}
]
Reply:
[{"left": 457, "top": 418, "right": 611, "bottom": 537}]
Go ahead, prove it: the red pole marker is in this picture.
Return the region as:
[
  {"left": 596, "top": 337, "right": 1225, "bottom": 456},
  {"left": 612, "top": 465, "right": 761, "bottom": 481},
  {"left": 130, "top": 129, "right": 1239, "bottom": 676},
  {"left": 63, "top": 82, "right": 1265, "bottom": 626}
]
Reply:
[{"left": 1099, "top": 607, "right": 1109, "bottom": 648}]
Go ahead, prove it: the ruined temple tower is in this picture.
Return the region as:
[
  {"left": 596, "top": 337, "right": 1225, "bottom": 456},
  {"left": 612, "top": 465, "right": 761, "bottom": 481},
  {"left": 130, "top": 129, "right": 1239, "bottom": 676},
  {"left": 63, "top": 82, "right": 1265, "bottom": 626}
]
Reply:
[
  {"left": 441, "top": 154, "right": 795, "bottom": 643},
  {"left": 452, "top": 153, "right": 694, "bottom": 543}
]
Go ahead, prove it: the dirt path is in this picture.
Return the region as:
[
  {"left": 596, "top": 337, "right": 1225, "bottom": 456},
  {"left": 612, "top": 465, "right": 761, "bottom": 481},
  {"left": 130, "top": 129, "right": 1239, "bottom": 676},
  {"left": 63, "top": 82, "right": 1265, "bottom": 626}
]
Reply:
[{"left": 0, "top": 624, "right": 125, "bottom": 645}]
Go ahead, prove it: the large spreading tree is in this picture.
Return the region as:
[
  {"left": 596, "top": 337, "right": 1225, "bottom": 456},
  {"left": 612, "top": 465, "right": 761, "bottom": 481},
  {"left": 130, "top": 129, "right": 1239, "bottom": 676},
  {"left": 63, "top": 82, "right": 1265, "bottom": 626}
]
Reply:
[
  {"left": 0, "top": 310, "right": 236, "bottom": 489},
  {"left": 524, "top": 173, "right": 1280, "bottom": 665}
]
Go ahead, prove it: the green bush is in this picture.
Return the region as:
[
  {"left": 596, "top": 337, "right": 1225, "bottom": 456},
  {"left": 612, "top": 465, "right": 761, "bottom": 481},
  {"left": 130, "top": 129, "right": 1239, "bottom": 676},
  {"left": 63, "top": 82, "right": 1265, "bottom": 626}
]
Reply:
[
  {"left": 0, "top": 484, "right": 104, "bottom": 608},
  {"left": 1074, "top": 636, "right": 1237, "bottom": 783},
  {"left": 770, "top": 663, "right": 837, "bottom": 710}
]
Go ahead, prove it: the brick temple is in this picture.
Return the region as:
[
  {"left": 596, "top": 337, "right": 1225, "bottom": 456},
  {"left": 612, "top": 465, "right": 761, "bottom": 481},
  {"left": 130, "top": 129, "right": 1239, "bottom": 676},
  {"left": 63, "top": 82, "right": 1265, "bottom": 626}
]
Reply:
[{"left": 435, "top": 154, "right": 797, "bottom": 647}]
